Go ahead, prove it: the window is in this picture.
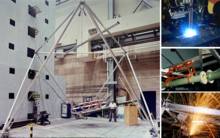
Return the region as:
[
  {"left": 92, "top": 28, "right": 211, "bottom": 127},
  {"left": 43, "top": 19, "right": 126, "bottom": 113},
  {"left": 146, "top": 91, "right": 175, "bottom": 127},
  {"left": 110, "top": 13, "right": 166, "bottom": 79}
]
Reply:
[
  {"left": 28, "top": 69, "right": 35, "bottom": 79},
  {"left": 28, "top": 26, "right": 36, "bottom": 38},
  {"left": 28, "top": 5, "right": 36, "bottom": 18},
  {"left": 10, "top": 19, "right": 15, "bottom": 26},
  {"left": 45, "top": 18, "right": 48, "bottom": 24},
  {"left": 46, "top": 75, "right": 49, "bottom": 80},
  {"left": 9, "top": 68, "right": 15, "bottom": 74},
  {"left": 45, "top": 94, "right": 49, "bottom": 99},
  {"left": 9, "top": 43, "right": 14, "bottom": 50},
  {"left": 45, "top": 56, "right": 47, "bottom": 60},
  {"left": 11, "top": 0, "right": 16, "bottom": 3},
  {"left": 45, "top": 37, "right": 48, "bottom": 41},
  {"left": 83, "top": 96, "right": 92, "bottom": 102},
  {"left": 27, "top": 47, "right": 35, "bottom": 58},
  {"left": 45, "top": 0, "right": 49, "bottom": 6},
  {"left": 9, "top": 93, "right": 14, "bottom": 99}
]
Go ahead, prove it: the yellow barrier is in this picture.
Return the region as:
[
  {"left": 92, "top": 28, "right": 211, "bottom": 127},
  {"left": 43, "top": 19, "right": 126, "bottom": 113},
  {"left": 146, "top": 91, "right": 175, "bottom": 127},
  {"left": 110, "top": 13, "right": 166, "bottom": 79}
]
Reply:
[{"left": 0, "top": 123, "right": 30, "bottom": 134}]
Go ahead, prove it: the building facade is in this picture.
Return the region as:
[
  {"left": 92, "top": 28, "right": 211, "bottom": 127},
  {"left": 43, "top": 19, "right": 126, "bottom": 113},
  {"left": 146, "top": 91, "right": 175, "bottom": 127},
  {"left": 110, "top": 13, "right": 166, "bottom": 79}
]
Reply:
[{"left": 0, "top": 0, "right": 66, "bottom": 124}]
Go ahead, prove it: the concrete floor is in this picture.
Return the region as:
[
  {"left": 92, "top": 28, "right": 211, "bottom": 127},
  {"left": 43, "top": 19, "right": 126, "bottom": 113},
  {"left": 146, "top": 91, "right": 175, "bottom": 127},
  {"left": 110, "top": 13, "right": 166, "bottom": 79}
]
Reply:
[{"left": 8, "top": 117, "right": 159, "bottom": 138}]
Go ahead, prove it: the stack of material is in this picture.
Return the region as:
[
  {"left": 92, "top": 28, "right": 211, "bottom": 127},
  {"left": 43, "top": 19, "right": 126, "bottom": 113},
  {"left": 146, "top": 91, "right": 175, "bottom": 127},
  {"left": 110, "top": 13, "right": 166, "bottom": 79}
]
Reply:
[{"left": 124, "top": 104, "right": 138, "bottom": 126}]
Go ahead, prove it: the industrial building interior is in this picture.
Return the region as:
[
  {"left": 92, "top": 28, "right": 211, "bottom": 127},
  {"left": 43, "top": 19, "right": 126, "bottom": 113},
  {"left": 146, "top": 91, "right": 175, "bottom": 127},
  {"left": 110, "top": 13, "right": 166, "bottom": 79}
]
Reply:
[
  {"left": 0, "top": 0, "right": 160, "bottom": 137},
  {"left": 162, "top": 0, "right": 220, "bottom": 46},
  {"left": 162, "top": 92, "right": 220, "bottom": 138},
  {"left": 162, "top": 49, "right": 220, "bottom": 91}
]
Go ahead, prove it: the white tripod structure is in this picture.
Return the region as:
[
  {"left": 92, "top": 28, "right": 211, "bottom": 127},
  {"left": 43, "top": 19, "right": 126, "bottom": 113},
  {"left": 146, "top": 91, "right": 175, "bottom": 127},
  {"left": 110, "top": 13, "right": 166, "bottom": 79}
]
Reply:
[{"left": 1, "top": 1, "right": 157, "bottom": 137}]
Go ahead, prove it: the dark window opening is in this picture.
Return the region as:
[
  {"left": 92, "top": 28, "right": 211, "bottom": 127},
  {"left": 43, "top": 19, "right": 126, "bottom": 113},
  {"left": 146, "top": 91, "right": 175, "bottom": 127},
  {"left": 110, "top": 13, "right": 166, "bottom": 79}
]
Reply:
[
  {"left": 45, "top": 0, "right": 49, "bottom": 6},
  {"left": 28, "top": 69, "right": 36, "bottom": 79},
  {"left": 45, "top": 56, "right": 47, "bottom": 60},
  {"left": 46, "top": 75, "right": 49, "bottom": 80},
  {"left": 10, "top": 19, "right": 15, "bottom": 26},
  {"left": 45, "top": 94, "right": 49, "bottom": 99},
  {"left": 45, "top": 37, "right": 48, "bottom": 41},
  {"left": 28, "top": 91, "right": 35, "bottom": 101},
  {"left": 9, "top": 93, "right": 14, "bottom": 99},
  {"left": 9, "top": 68, "right": 15, "bottom": 74},
  {"left": 45, "top": 18, "right": 48, "bottom": 24},
  {"left": 9, "top": 43, "right": 14, "bottom": 50},
  {"left": 28, "top": 5, "right": 36, "bottom": 17},
  {"left": 27, "top": 47, "right": 35, "bottom": 58},
  {"left": 11, "top": 0, "right": 16, "bottom": 3},
  {"left": 28, "top": 26, "right": 36, "bottom": 38},
  {"left": 83, "top": 96, "right": 92, "bottom": 102}
]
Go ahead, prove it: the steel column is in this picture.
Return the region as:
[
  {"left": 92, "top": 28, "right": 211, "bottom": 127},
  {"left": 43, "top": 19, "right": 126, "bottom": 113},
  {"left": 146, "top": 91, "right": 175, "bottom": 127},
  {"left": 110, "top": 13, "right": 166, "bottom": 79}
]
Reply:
[
  {"left": 199, "top": 49, "right": 203, "bottom": 71},
  {"left": 108, "top": 57, "right": 115, "bottom": 101},
  {"left": 94, "top": 55, "right": 125, "bottom": 100},
  {"left": 108, "top": 0, "right": 115, "bottom": 20}
]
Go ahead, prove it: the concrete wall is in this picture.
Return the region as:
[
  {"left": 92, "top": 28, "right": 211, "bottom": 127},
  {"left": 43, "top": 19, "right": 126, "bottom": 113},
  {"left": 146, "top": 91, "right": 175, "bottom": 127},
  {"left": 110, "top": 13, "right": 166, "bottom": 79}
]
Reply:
[
  {"left": 55, "top": 55, "right": 107, "bottom": 103},
  {"left": 0, "top": 0, "right": 66, "bottom": 124},
  {"left": 54, "top": 51, "right": 160, "bottom": 116}
]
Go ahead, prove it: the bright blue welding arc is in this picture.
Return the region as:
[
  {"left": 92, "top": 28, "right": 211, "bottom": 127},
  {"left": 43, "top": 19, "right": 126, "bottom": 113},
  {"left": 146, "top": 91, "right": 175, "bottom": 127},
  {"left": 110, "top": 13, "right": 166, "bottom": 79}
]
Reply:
[{"left": 184, "top": 29, "right": 197, "bottom": 38}]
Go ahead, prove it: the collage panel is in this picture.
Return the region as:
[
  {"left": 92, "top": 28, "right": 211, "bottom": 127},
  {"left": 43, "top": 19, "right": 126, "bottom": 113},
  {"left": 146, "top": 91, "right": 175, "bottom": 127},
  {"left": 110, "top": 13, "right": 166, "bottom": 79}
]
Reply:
[
  {"left": 161, "top": 48, "right": 220, "bottom": 91},
  {"left": 161, "top": 0, "right": 220, "bottom": 47},
  {"left": 161, "top": 92, "right": 220, "bottom": 138},
  {"left": 0, "top": 0, "right": 161, "bottom": 138}
]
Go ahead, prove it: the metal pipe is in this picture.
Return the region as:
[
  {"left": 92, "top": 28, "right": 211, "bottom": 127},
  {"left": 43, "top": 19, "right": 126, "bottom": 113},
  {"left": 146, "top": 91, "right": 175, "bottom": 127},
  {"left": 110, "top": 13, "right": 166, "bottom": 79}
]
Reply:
[
  {"left": 80, "top": 100, "right": 137, "bottom": 115},
  {"left": 206, "top": 70, "right": 220, "bottom": 83},
  {"left": 126, "top": 53, "right": 154, "bottom": 124},
  {"left": 162, "top": 71, "right": 207, "bottom": 89},
  {"left": 38, "top": 52, "right": 105, "bottom": 54},
  {"left": 2, "top": 3, "right": 81, "bottom": 133},
  {"left": 1, "top": 54, "right": 36, "bottom": 135},
  {"left": 35, "top": 6, "right": 77, "bottom": 53},
  {"left": 85, "top": 4, "right": 153, "bottom": 127},
  {"left": 94, "top": 55, "right": 125, "bottom": 100},
  {"left": 64, "top": 22, "right": 120, "bottom": 55}
]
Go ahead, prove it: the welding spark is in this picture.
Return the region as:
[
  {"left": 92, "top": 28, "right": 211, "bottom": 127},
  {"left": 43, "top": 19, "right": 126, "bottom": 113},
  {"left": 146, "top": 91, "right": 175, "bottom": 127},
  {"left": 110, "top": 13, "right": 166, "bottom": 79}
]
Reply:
[{"left": 184, "top": 29, "right": 197, "bottom": 37}]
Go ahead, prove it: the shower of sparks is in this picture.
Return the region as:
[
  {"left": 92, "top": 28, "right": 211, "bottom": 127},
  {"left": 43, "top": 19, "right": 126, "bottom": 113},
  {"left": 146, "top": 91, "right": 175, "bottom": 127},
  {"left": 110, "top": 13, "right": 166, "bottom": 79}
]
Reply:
[{"left": 166, "top": 93, "right": 220, "bottom": 137}]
